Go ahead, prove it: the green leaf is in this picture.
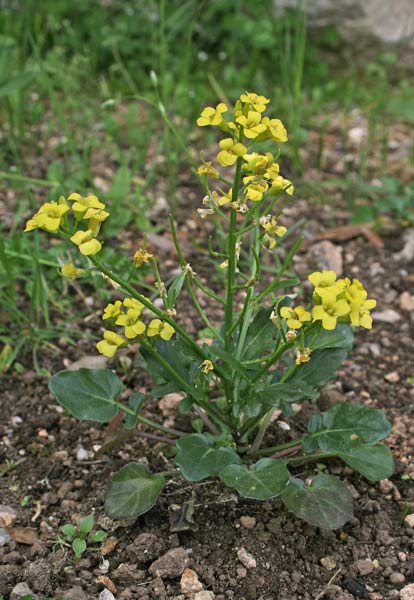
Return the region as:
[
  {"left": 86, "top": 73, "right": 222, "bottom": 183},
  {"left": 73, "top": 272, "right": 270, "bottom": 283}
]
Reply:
[
  {"left": 105, "top": 463, "right": 165, "bottom": 519},
  {"left": 49, "top": 369, "right": 123, "bottom": 422},
  {"left": 175, "top": 434, "right": 242, "bottom": 482},
  {"left": 167, "top": 269, "right": 187, "bottom": 307},
  {"left": 60, "top": 524, "right": 76, "bottom": 540},
  {"left": 123, "top": 392, "right": 146, "bottom": 429},
  {"left": 79, "top": 514, "right": 94, "bottom": 535},
  {"left": 242, "top": 307, "right": 277, "bottom": 361},
  {"left": 312, "top": 403, "right": 392, "bottom": 453},
  {"left": 252, "top": 381, "right": 318, "bottom": 407},
  {"left": 108, "top": 165, "right": 131, "bottom": 201},
  {"left": 338, "top": 444, "right": 394, "bottom": 482},
  {"left": 89, "top": 530, "right": 107, "bottom": 543},
  {"left": 140, "top": 340, "right": 198, "bottom": 397},
  {"left": 291, "top": 348, "right": 348, "bottom": 387},
  {"left": 310, "top": 324, "right": 354, "bottom": 351},
  {"left": 0, "top": 71, "right": 35, "bottom": 96},
  {"left": 72, "top": 537, "right": 87, "bottom": 559},
  {"left": 281, "top": 473, "right": 353, "bottom": 529},
  {"left": 219, "top": 458, "right": 290, "bottom": 500}
]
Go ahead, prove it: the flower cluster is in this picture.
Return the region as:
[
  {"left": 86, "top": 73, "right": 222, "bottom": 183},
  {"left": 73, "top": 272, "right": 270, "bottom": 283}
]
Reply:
[
  {"left": 278, "top": 270, "right": 376, "bottom": 335},
  {"left": 24, "top": 193, "right": 109, "bottom": 256},
  {"left": 196, "top": 92, "right": 293, "bottom": 250},
  {"left": 97, "top": 297, "right": 175, "bottom": 357}
]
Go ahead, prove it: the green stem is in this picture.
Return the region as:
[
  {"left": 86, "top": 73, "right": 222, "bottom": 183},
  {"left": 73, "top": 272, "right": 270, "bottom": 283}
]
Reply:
[{"left": 112, "top": 398, "right": 183, "bottom": 437}]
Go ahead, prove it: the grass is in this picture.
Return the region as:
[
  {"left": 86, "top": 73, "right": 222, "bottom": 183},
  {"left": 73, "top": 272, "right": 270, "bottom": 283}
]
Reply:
[{"left": 0, "top": 0, "right": 413, "bottom": 369}]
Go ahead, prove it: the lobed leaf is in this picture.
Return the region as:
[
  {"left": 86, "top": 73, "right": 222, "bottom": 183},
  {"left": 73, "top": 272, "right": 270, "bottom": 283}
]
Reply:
[
  {"left": 175, "top": 434, "right": 241, "bottom": 482},
  {"left": 338, "top": 444, "right": 394, "bottom": 482},
  {"left": 219, "top": 458, "right": 290, "bottom": 500}
]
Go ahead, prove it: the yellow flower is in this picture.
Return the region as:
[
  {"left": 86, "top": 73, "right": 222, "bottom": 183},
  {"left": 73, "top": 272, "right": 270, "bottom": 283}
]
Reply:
[
  {"left": 67, "top": 193, "right": 106, "bottom": 220},
  {"left": 24, "top": 201, "right": 69, "bottom": 233},
  {"left": 123, "top": 297, "right": 144, "bottom": 314},
  {"left": 280, "top": 306, "right": 311, "bottom": 329},
  {"left": 286, "top": 330, "right": 297, "bottom": 341},
  {"left": 269, "top": 175, "right": 294, "bottom": 195},
  {"left": 116, "top": 309, "right": 146, "bottom": 339},
  {"left": 102, "top": 300, "right": 122, "bottom": 320},
  {"left": 295, "top": 347, "right": 311, "bottom": 365},
  {"left": 96, "top": 330, "right": 125, "bottom": 357},
  {"left": 218, "top": 188, "right": 233, "bottom": 206},
  {"left": 217, "top": 138, "right": 247, "bottom": 167},
  {"left": 147, "top": 319, "right": 175, "bottom": 340},
  {"left": 312, "top": 298, "right": 350, "bottom": 330},
  {"left": 243, "top": 152, "right": 274, "bottom": 175},
  {"left": 261, "top": 117, "right": 288, "bottom": 142},
  {"left": 236, "top": 111, "right": 267, "bottom": 139},
  {"left": 239, "top": 92, "right": 270, "bottom": 113},
  {"left": 243, "top": 176, "right": 268, "bottom": 202},
  {"left": 197, "top": 162, "right": 219, "bottom": 178},
  {"left": 349, "top": 298, "right": 376, "bottom": 329},
  {"left": 308, "top": 270, "right": 346, "bottom": 303},
  {"left": 60, "top": 262, "right": 85, "bottom": 279},
  {"left": 344, "top": 278, "right": 368, "bottom": 304},
  {"left": 70, "top": 229, "right": 102, "bottom": 255},
  {"left": 259, "top": 215, "right": 287, "bottom": 249},
  {"left": 197, "top": 103, "right": 228, "bottom": 127},
  {"left": 201, "top": 359, "right": 214, "bottom": 374},
  {"left": 134, "top": 248, "right": 153, "bottom": 266}
]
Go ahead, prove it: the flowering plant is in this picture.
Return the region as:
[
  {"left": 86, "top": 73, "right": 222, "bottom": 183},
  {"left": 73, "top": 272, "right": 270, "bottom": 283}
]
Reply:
[{"left": 25, "top": 92, "right": 393, "bottom": 529}]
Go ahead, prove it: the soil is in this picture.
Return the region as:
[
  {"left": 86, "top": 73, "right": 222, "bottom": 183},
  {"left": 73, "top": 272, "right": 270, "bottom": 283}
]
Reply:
[{"left": 1, "top": 109, "right": 414, "bottom": 600}]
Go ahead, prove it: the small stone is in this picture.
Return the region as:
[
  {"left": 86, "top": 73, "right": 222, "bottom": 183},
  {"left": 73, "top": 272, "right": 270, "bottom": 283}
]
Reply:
[
  {"left": 401, "top": 583, "right": 414, "bottom": 600},
  {"left": 309, "top": 240, "right": 343, "bottom": 275},
  {"left": 150, "top": 577, "right": 167, "bottom": 598},
  {"left": 372, "top": 309, "right": 401, "bottom": 323},
  {"left": 240, "top": 516, "right": 256, "bottom": 529},
  {"left": 10, "top": 583, "right": 37, "bottom": 600},
  {"left": 67, "top": 355, "right": 108, "bottom": 370},
  {"left": 158, "top": 393, "right": 182, "bottom": 416},
  {"left": 101, "top": 536, "right": 118, "bottom": 556},
  {"left": 57, "top": 481, "right": 73, "bottom": 499},
  {"left": 96, "top": 576, "right": 117, "bottom": 594},
  {"left": 180, "top": 568, "right": 203, "bottom": 596},
  {"left": 194, "top": 592, "right": 215, "bottom": 600},
  {"left": 348, "top": 126, "right": 367, "bottom": 146},
  {"left": 389, "top": 572, "right": 405, "bottom": 584},
  {"left": 400, "top": 292, "right": 414, "bottom": 312},
  {"left": 0, "top": 505, "right": 17, "bottom": 528},
  {"left": 404, "top": 514, "right": 414, "bottom": 528},
  {"left": 237, "top": 547, "right": 257, "bottom": 569},
  {"left": 320, "top": 555, "right": 337, "bottom": 571},
  {"left": 61, "top": 586, "right": 88, "bottom": 600},
  {"left": 379, "top": 479, "right": 394, "bottom": 494},
  {"left": 355, "top": 559, "right": 375, "bottom": 576},
  {"left": 98, "top": 590, "right": 115, "bottom": 600},
  {"left": 149, "top": 547, "right": 189, "bottom": 578},
  {"left": 384, "top": 372, "right": 400, "bottom": 383},
  {"left": 398, "top": 552, "right": 407, "bottom": 562},
  {"left": 76, "top": 445, "right": 89, "bottom": 461},
  {"left": 236, "top": 567, "right": 247, "bottom": 578},
  {"left": 126, "top": 532, "right": 165, "bottom": 563}
]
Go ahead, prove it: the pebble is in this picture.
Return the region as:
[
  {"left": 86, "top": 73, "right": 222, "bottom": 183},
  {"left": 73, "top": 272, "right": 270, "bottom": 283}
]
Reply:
[
  {"left": 240, "top": 516, "right": 256, "bottom": 529},
  {"left": 400, "top": 292, "right": 414, "bottom": 312},
  {"left": 401, "top": 583, "right": 414, "bottom": 600},
  {"left": 194, "top": 592, "right": 215, "bottom": 600},
  {"left": 320, "top": 555, "right": 337, "bottom": 571},
  {"left": 180, "top": 568, "right": 203, "bottom": 596},
  {"left": 236, "top": 567, "right": 247, "bottom": 578},
  {"left": 308, "top": 240, "right": 343, "bottom": 275},
  {"left": 149, "top": 547, "right": 189, "bottom": 578},
  {"left": 404, "top": 514, "right": 414, "bottom": 528},
  {"left": 76, "top": 445, "right": 89, "bottom": 461},
  {"left": 355, "top": 559, "right": 375, "bottom": 576},
  {"left": 389, "top": 572, "right": 405, "bottom": 584},
  {"left": 126, "top": 532, "right": 165, "bottom": 563},
  {"left": 379, "top": 479, "right": 394, "bottom": 494},
  {"left": 237, "top": 547, "right": 257, "bottom": 569},
  {"left": 384, "top": 371, "right": 400, "bottom": 383},
  {"left": 372, "top": 309, "right": 401, "bottom": 323},
  {"left": 10, "top": 583, "right": 37, "bottom": 600},
  {"left": 0, "top": 505, "right": 17, "bottom": 528},
  {"left": 99, "top": 590, "right": 115, "bottom": 600}
]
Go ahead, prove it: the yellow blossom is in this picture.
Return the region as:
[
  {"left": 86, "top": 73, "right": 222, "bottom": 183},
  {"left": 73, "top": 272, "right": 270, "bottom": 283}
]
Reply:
[
  {"left": 239, "top": 92, "right": 270, "bottom": 113},
  {"left": 134, "top": 248, "right": 153, "bottom": 266},
  {"left": 197, "top": 103, "right": 228, "bottom": 127},
  {"left": 67, "top": 193, "right": 106, "bottom": 220},
  {"left": 201, "top": 359, "right": 214, "bottom": 374},
  {"left": 197, "top": 162, "right": 219, "bottom": 178},
  {"left": 286, "top": 330, "right": 297, "bottom": 341},
  {"left": 296, "top": 347, "right": 311, "bottom": 365},
  {"left": 280, "top": 306, "right": 311, "bottom": 329},
  {"left": 60, "top": 262, "right": 85, "bottom": 279},
  {"left": 24, "top": 201, "right": 69, "bottom": 234},
  {"left": 218, "top": 188, "right": 233, "bottom": 206},
  {"left": 308, "top": 271, "right": 346, "bottom": 303},
  {"left": 116, "top": 309, "right": 146, "bottom": 339},
  {"left": 123, "top": 297, "right": 144, "bottom": 313},
  {"left": 102, "top": 300, "right": 122, "bottom": 320},
  {"left": 259, "top": 215, "right": 287, "bottom": 249},
  {"left": 344, "top": 278, "right": 368, "bottom": 304},
  {"left": 243, "top": 176, "right": 268, "bottom": 202},
  {"left": 269, "top": 175, "right": 294, "bottom": 195},
  {"left": 243, "top": 152, "right": 274, "bottom": 175},
  {"left": 147, "top": 319, "right": 175, "bottom": 340},
  {"left": 349, "top": 298, "right": 376, "bottom": 329},
  {"left": 96, "top": 330, "right": 125, "bottom": 357},
  {"left": 261, "top": 117, "right": 288, "bottom": 142},
  {"left": 312, "top": 297, "right": 350, "bottom": 330},
  {"left": 70, "top": 229, "right": 102, "bottom": 255},
  {"left": 236, "top": 111, "right": 267, "bottom": 139},
  {"left": 217, "top": 138, "right": 247, "bottom": 167}
]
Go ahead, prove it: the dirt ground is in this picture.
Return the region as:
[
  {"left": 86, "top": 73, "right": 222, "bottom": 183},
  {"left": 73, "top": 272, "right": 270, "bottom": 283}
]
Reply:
[{"left": 1, "top": 111, "right": 413, "bottom": 600}]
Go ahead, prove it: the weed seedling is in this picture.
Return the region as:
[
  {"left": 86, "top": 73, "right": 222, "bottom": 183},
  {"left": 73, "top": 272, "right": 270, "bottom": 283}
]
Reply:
[{"left": 53, "top": 514, "right": 107, "bottom": 560}]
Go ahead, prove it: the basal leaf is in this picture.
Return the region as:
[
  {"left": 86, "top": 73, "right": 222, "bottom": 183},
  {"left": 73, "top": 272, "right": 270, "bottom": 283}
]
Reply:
[
  {"left": 175, "top": 434, "right": 241, "bottom": 482},
  {"left": 49, "top": 368, "right": 122, "bottom": 422},
  {"left": 338, "top": 444, "right": 394, "bottom": 482},
  {"left": 314, "top": 403, "right": 392, "bottom": 453},
  {"left": 105, "top": 463, "right": 165, "bottom": 519},
  {"left": 219, "top": 458, "right": 290, "bottom": 500},
  {"left": 281, "top": 473, "right": 353, "bottom": 529}
]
